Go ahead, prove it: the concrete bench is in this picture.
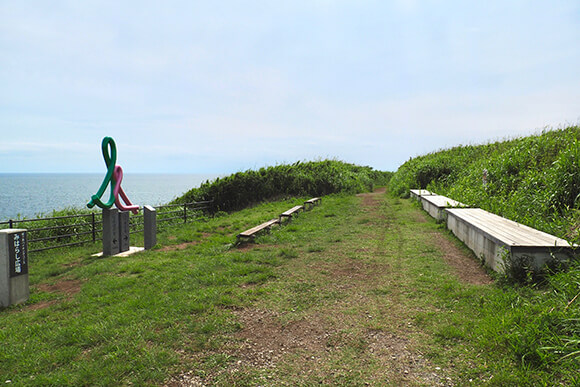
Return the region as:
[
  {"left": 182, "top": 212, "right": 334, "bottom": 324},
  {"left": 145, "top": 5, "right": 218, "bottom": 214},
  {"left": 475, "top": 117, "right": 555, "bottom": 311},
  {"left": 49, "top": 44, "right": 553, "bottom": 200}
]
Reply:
[
  {"left": 445, "top": 208, "right": 576, "bottom": 273},
  {"left": 410, "top": 189, "right": 435, "bottom": 201},
  {"left": 304, "top": 197, "right": 321, "bottom": 210},
  {"left": 421, "top": 195, "right": 466, "bottom": 222},
  {"left": 237, "top": 219, "right": 280, "bottom": 243},
  {"left": 279, "top": 205, "right": 304, "bottom": 223}
]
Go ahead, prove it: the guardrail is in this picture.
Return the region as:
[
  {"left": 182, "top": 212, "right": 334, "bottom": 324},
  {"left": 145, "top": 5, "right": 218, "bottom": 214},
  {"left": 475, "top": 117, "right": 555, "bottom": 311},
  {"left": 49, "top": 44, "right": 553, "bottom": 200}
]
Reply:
[{"left": 0, "top": 201, "right": 213, "bottom": 253}]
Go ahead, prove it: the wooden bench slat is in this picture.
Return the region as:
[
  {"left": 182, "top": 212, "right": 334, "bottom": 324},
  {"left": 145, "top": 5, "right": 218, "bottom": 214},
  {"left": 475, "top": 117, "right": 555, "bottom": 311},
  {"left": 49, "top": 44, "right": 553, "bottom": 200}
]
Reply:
[
  {"left": 238, "top": 219, "right": 280, "bottom": 238},
  {"left": 446, "top": 208, "right": 571, "bottom": 247},
  {"left": 421, "top": 195, "right": 465, "bottom": 208},
  {"left": 445, "top": 207, "right": 577, "bottom": 273},
  {"left": 410, "top": 189, "right": 435, "bottom": 200},
  {"left": 281, "top": 205, "right": 304, "bottom": 217}
]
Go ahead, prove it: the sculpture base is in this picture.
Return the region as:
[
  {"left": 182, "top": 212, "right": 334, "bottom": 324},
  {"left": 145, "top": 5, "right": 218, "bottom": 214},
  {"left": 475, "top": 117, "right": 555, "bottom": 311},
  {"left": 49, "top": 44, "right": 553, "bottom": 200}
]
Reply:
[{"left": 92, "top": 246, "right": 145, "bottom": 258}]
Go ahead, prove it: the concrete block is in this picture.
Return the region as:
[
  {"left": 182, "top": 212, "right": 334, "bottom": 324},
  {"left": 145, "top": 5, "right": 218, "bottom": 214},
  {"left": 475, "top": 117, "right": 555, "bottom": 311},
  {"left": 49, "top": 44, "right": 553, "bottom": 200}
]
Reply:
[
  {"left": 102, "top": 208, "right": 120, "bottom": 256},
  {"left": 119, "top": 211, "right": 130, "bottom": 253},
  {"left": 0, "top": 229, "right": 29, "bottom": 307},
  {"left": 144, "top": 205, "right": 157, "bottom": 250}
]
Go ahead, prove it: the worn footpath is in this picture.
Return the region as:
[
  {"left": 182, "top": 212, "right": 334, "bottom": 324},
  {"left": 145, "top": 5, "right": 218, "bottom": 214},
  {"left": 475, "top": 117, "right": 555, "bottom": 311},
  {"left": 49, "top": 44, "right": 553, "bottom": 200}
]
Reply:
[{"left": 167, "top": 189, "right": 491, "bottom": 386}]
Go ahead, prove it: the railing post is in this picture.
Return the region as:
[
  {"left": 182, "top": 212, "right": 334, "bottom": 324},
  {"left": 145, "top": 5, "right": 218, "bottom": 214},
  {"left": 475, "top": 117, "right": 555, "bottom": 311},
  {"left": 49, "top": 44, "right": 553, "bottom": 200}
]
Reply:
[
  {"left": 183, "top": 204, "right": 187, "bottom": 223},
  {"left": 92, "top": 213, "right": 96, "bottom": 243},
  {"left": 9, "top": 220, "right": 13, "bottom": 229}
]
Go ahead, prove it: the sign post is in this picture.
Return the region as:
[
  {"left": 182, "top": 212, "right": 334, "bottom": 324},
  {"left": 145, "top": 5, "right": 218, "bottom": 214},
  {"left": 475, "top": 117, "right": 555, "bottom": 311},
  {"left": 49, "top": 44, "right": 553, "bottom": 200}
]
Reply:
[{"left": 0, "top": 229, "right": 29, "bottom": 307}]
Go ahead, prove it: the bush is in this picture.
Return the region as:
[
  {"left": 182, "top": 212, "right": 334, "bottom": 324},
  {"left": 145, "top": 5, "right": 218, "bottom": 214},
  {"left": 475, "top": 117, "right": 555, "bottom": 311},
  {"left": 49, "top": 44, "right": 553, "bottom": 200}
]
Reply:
[{"left": 175, "top": 160, "right": 392, "bottom": 213}]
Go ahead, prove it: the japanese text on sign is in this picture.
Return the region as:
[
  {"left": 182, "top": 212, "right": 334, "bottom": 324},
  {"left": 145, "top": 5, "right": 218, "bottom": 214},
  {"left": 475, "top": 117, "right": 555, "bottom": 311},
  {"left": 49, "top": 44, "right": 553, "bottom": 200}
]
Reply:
[{"left": 9, "top": 232, "right": 28, "bottom": 277}]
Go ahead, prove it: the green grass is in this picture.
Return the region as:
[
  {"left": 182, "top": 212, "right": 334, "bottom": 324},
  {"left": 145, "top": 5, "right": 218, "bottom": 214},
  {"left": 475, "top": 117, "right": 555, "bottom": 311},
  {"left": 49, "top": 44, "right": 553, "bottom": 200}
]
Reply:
[
  {"left": 388, "top": 126, "right": 580, "bottom": 247},
  {"left": 1, "top": 192, "right": 578, "bottom": 385}
]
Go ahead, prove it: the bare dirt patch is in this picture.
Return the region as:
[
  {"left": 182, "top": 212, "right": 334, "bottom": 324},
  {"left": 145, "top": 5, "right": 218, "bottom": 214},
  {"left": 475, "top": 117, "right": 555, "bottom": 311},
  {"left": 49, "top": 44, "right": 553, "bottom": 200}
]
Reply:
[
  {"left": 233, "top": 309, "right": 330, "bottom": 368},
  {"left": 29, "top": 279, "right": 83, "bottom": 311},
  {"left": 366, "top": 330, "right": 446, "bottom": 385},
  {"left": 163, "top": 233, "right": 213, "bottom": 252},
  {"left": 357, "top": 188, "right": 384, "bottom": 211},
  {"left": 27, "top": 300, "right": 60, "bottom": 311},
  {"left": 322, "top": 258, "right": 386, "bottom": 290},
  {"left": 428, "top": 232, "right": 492, "bottom": 285},
  {"left": 37, "top": 279, "right": 82, "bottom": 295},
  {"left": 159, "top": 241, "right": 200, "bottom": 252}
]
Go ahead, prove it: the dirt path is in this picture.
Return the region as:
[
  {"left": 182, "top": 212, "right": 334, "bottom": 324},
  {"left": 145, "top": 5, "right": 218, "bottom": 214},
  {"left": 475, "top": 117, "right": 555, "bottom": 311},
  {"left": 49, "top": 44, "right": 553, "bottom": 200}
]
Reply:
[{"left": 167, "top": 189, "right": 491, "bottom": 386}]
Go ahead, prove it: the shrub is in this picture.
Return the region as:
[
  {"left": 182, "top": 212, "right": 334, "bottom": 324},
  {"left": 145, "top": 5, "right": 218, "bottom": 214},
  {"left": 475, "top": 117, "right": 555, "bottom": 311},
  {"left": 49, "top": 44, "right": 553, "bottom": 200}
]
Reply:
[{"left": 175, "top": 160, "right": 391, "bottom": 213}]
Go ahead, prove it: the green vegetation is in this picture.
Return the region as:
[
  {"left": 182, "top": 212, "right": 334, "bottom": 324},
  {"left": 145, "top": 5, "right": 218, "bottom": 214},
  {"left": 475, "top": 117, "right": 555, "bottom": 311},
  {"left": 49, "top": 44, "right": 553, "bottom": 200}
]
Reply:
[
  {"left": 387, "top": 125, "right": 580, "bottom": 382},
  {"left": 1, "top": 192, "right": 578, "bottom": 385},
  {"left": 176, "top": 159, "right": 392, "bottom": 213},
  {"left": 389, "top": 125, "right": 580, "bottom": 245},
  {"left": 1, "top": 160, "right": 390, "bottom": 253},
  {"left": 1, "top": 146, "right": 578, "bottom": 384}
]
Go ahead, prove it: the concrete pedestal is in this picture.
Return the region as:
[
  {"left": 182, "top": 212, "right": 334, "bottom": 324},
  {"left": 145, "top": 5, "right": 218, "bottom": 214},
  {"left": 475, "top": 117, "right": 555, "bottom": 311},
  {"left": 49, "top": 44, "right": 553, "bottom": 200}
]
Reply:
[
  {"left": 119, "top": 211, "right": 130, "bottom": 253},
  {"left": 102, "top": 208, "right": 120, "bottom": 256},
  {"left": 0, "top": 229, "right": 29, "bottom": 307}
]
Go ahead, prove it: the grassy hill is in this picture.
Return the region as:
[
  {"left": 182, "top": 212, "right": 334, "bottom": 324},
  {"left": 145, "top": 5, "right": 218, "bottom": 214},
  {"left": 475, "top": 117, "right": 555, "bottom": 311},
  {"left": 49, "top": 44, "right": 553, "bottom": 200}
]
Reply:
[
  {"left": 175, "top": 159, "right": 392, "bottom": 213},
  {"left": 389, "top": 126, "right": 580, "bottom": 245}
]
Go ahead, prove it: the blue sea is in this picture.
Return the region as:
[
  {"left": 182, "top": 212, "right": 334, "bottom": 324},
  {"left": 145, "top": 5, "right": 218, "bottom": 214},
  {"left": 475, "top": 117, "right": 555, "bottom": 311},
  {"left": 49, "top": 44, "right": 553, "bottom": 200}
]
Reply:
[{"left": 0, "top": 173, "right": 221, "bottom": 221}]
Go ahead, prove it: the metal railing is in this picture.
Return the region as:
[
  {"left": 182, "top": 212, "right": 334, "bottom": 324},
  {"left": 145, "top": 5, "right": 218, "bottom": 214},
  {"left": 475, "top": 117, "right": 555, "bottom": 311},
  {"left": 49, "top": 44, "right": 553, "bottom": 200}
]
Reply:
[{"left": 0, "top": 201, "right": 213, "bottom": 253}]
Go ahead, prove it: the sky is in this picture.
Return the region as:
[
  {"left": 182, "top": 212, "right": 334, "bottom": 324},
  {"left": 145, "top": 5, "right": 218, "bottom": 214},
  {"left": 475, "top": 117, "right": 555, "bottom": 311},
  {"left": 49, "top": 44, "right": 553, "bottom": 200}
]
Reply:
[{"left": 1, "top": 0, "right": 579, "bottom": 174}]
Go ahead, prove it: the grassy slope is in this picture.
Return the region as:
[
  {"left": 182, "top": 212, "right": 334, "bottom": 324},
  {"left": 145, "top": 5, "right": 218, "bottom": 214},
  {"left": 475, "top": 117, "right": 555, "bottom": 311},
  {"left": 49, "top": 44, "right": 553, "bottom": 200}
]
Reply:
[
  {"left": 1, "top": 192, "right": 578, "bottom": 385},
  {"left": 388, "top": 126, "right": 580, "bottom": 243}
]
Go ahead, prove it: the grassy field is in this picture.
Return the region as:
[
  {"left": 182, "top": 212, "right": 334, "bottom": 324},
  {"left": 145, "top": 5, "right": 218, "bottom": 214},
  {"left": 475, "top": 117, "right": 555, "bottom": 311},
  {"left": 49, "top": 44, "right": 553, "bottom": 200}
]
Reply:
[{"left": 1, "top": 191, "right": 578, "bottom": 386}]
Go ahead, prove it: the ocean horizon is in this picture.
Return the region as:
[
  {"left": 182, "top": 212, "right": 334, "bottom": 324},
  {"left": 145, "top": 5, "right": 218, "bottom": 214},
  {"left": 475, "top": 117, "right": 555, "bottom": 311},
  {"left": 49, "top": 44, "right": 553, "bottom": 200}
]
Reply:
[{"left": 0, "top": 173, "right": 221, "bottom": 221}]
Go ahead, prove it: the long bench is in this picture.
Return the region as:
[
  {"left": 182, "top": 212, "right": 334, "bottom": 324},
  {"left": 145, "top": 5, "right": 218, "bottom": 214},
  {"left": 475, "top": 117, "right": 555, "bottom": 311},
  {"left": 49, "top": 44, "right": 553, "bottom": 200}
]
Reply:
[
  {"left": 410, "top": 189, "right": 435, "bottom": 201},
  {"left": 420, "top": 194, "right": 466, "bottom": 222},
  {"left": 304, "top": 197, "right": 321, "bottom": 210},
  {"left": 279, "top": 205, "right": 304, "bottom": 223},
  {"left": 446, "top": 208, "right": 576, "bottom": 272},
  {"left": 236, "top": 219, "right": 280, "bottom": 243}
]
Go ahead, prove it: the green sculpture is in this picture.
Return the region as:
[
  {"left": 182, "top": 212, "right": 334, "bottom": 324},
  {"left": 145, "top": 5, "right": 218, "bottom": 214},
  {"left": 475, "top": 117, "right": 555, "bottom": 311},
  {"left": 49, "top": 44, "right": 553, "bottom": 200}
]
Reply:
[{"left": 87, "top": 137, "right": 139, "bottom": 214}]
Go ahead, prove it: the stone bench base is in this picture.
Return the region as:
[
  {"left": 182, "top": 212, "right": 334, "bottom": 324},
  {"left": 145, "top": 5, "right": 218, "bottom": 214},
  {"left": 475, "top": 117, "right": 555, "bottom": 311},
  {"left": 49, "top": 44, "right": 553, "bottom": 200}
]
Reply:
[{"left": 446, "top": 208, "right": 576, "bottom": 272}]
